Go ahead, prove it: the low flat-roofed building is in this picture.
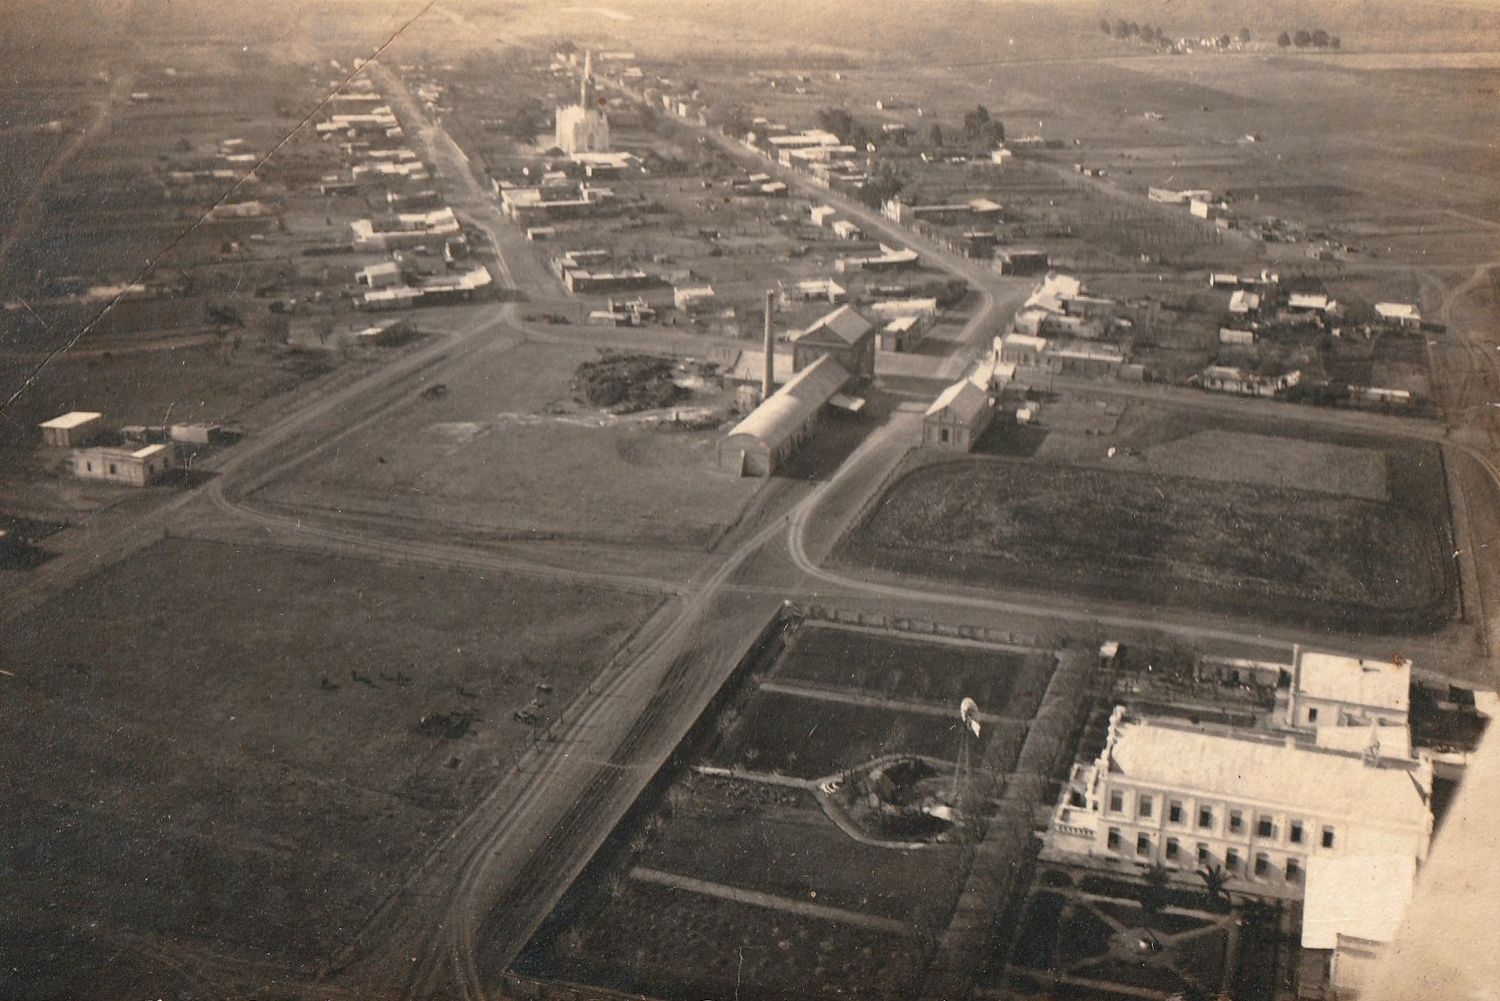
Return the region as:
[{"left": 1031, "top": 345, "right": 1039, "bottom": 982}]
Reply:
[
  {"left": 867, "top": 297, "right": 939, "bottom": 321},
  {"left": 356, "top": 261, "right": 402, "bottom": 287},
  {"left": 1302, "top": 854, "right": 1418, "bottom": 999},
  {"left": 995, "top": 248, "right": 1049, "bottom": 275},
  {"left": 998, "top": 332, "right": 1048, "bottom": 367},
  {"left": 673, "top": 285, "right": 716, "bottom": 314},
  {"left": 778, "top": 277, "right": 846, "bottom": 305},
  {"left": 831, "top": 219, "right": 862, "bottom": 240},
  {"left": 1229, "top": 289, "right": 1261, "bottom": 314},
  {"left": 792, "top": 304, "right": 876, "bottom": 379},
  {"left": 1374, "top": 302, "right": 1422, "bottom": 328},
  {"left": 1288, "top": 292, "right": 1338, "bottom": 313},
  {"left": 72, "top": 443, "right": 177, "bottom": 486},
  {"left": 922, "top": 378, "right": 992, "bottom": 451},
  {"left": 1286, "top": 650, "right": 1411, "bottom": 731},
  {"left": 1045, "top": 707, "right": 1434, "bottom": 894},
  {"left": 1219, "top": 327, "right": 1256, "bottom": 347},
  {"left": 39, "top": 411, "right": 104, "bottom": 447},
  {"left": 718, "top": 354, "right": 851, "bottom": 476}
]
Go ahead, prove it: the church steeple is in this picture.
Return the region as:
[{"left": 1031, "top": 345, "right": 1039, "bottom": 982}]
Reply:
[{"left": 580, "top": 50, "right": 595, "bottom": 108}]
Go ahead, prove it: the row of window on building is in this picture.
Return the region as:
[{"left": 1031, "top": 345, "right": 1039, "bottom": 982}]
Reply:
[
  {"left": 1104, "top": 827, "right": 1312, "bottom": 881},
  {"left": 1099, "top": 788, "right": 1337, "bottom": 848}
]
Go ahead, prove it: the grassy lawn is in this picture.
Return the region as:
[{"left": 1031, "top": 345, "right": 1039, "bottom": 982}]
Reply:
[{"left": 0, "top": 538, "right": 656, "bottom": 994}]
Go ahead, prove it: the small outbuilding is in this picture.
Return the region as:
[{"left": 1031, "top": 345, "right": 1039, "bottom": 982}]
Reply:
[{"left": 39, "top": 411, "right": 105, "bottom": 447}]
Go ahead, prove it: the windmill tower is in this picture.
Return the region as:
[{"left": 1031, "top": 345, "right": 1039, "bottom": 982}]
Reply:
[{"left": 952, "top": 697, "right": 983, "bottom": 814}]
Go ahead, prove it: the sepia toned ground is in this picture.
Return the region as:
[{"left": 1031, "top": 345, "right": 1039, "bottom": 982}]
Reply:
[{"left": 0, "top": 537, "right": 658, "bottom": 997}]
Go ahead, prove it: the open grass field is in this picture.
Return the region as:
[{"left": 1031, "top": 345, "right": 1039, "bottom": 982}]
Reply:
[
  {"left": 841, "top": 438, "right": 1455, "bottom": 633},
  {"left": 255, "top": 338, "right": 762, "bottom": 550},
  {"left": 772, "top": 623, "right": 1055, "bottom": 719},
  {"left": 0, "top": 537, "right": 657, "bottom": 996}
]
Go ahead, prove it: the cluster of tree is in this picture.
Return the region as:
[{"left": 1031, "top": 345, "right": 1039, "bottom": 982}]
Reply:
[
  {"left": 1100, "top": 18, "right": 1172, "bottom": 45},
  {"left": 502, "top": 97, "right": 550, "bottom": 142},
  {"left": 714, "top": 103, "right": 755, "bottom": 139},
  {"left": 961, "top": 104, "right": 1005, "bottom": 147},
  {"left": 815, "top": 106, "right": 875, "bottom": 149},
  {"left": 1100, "top": 20, "right": 1254, "bottom": 49},
  {"left": 1277, "top": 29, "right": 1341, "bottom": 49},
  {"left": 855, "top": 164, "right": 905, "bottom": 208}
]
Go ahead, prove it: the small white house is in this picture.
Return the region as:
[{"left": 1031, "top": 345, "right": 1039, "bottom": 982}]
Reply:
[{"left": 72, "top": 443, "right": 177, "bottom": 486}]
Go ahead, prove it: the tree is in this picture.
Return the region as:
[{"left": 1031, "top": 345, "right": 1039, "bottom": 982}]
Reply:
[
  {"left": 1142, "top": 864, "right": 1172, "bottom": 919},
  {"left": 816, "top": 106, "right": 856, "bottom": 139},
  {"left": 1238, "top": 27, "right": 1252, "bottom": 43},
  {"left": 962, "top": 104, "right": 1004, "bottom": 147},
  {"left": 924, "top": 121, "right": 944, "bottom": 148},
  {"left": 1311, "top": 29, "right": 1330, "bottom": 47},
  {"left": 1219, "top": 33, "right": 1232, "bottom": 48},
  {"left": 716, "top": 103, "right": 754, "bottom": 138},
  {"left": 1100, "top": 18, "right": 1113, "bottom": 36},
  {"left": 857, "top": 165, "right": 905, "bottom": 208},
  {"left": 1330, "top": 35, "right": 1342, "bottom": 49},
  {"left": 962, "top": 104, "right": 991, "bottom": 137},
  {"left": 1198, "top": 864, "right": 1229, "bottom": 908},
  {"left": 1277, "top": 31, "right": 1291, "bottom": 48},
  {"left": 1294, "top": 29, "right": 1312, "bottom": 47},
  {"left": 1115, "top": 18, "right": 1130, "bottom": 37}
]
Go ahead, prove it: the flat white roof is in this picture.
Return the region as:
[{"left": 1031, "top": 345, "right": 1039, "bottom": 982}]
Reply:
[
  {"left": 1375, "top": 302, "right": 1421, "bottom": 320},
  {"left": 1298, "top": 651, "right": 1411, "bottom": 713},
  {"left": 131, "top": 443, "right": 172, "bottom": 459},
  {"left": 1103, "top": 713, "right": 1432, "bottom": 833},
  {"left": 1302, "top": 854, "right": 1417, "bottom": 950},
  {"left": 40, "top": 411, "right": 103, "bottom": 429}
]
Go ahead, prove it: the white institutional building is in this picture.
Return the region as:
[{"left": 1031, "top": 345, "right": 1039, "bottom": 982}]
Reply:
[
  {"left": 1046, "top": 706, "right": 1434, "bottom": 892},
  {"left": 555, "top": 51, "right": 610, "bottom": 155}
]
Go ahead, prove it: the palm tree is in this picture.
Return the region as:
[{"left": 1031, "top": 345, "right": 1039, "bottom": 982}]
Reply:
[
  {"left": 1143, "top": 863, "right": 1172, "bottom": 919},
  {"left": 1198, "top": 863, "right": 1229, "bottom": 909}
]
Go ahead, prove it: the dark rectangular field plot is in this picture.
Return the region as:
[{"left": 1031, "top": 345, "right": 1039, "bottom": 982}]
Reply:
[
  {"left": 774, "top": 625, "right": 1055, "bottom": 718},
  {"left": 707, "top": 690, "right": 964, "bottom": 779},
  {"left": 640, "top": 774, "right": 966, "bottom": 923},
  {"left": 840, "top": 454, "right": 1455, "bottom": 634},
  {"left": 514, "top": 877, "right": 923, "bottom": 1001}
]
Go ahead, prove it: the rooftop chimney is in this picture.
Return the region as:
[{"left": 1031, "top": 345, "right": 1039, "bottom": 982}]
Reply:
[{"left": 762, "top": 289, "right": 775, "bottom": 401}]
